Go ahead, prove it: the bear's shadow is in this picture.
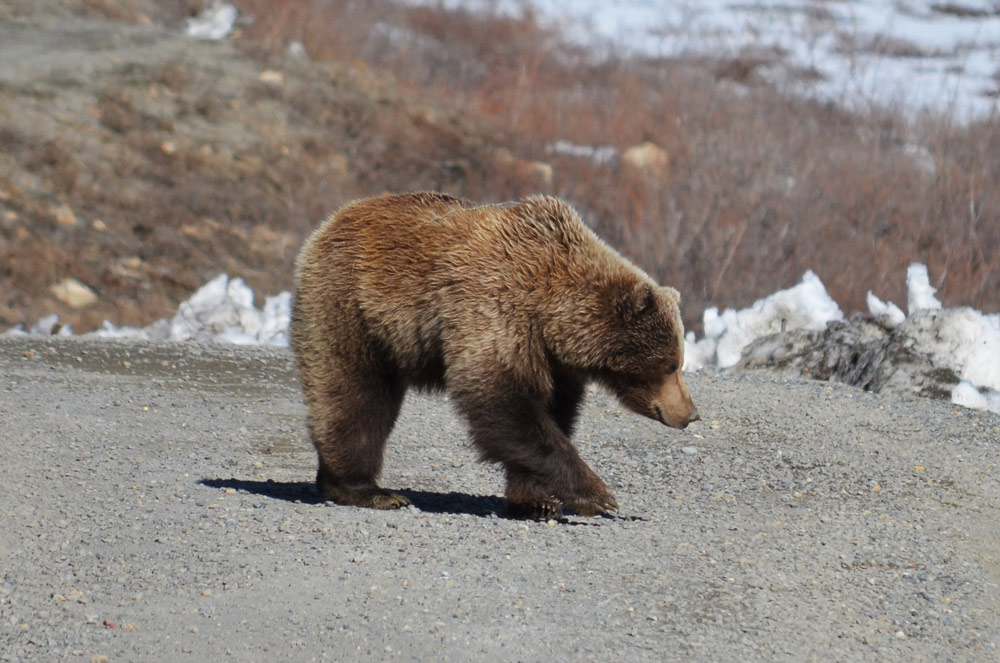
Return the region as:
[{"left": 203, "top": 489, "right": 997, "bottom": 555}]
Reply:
[
  {"left": 198, "top": 478, "right": 636, "bottom": 524},
  {"left": 199, "top": 478, "right": 506, "bottom": 518}
]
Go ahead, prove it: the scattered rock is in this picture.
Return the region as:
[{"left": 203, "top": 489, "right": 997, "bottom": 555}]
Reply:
[
  {"left": 621, "top": 142, "right": 669, "bottom": 178},
  {"left": 738, "top": 312, "right": 967, "bottom": 401},
  {"left": 53, "top": 204, "right": 77, "bottom": 227},
  {"left": 494, "top": 149, "right": 553, "bottom": 188},
  {"left": 50, "top": 278, "right": 98, "bottom": 309},
  {"left": 258, "top": 70, "right": 284, "bottom": 86}
]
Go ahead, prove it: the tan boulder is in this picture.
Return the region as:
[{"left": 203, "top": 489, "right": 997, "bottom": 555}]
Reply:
[
  {"left": 50, "top": 278, "right": 98, "bottom": 309},
  {"left": 621, "top": 142, "right": 669, "bottom": 178}
]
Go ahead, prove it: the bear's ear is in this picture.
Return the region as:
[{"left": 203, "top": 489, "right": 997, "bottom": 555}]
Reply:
[{"left": 616, "top": 282, "right": 657, "bottom": 324}]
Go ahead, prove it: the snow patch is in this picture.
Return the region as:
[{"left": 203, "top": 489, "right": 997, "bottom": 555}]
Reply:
[
  {"left": 866, "top": 291, "right": 906, "bottom": 327},
  {"left": 88, "top": 274, "right": 290, "bottom": 347},
  {"left": 684, "top": 270, "right": 842, "bottom": 370},
  {"left": 184, "top": 3, "right": 238, "bottom": 41},
  {"left": 545, "top": 141, "right": 618, "bottom": 167},
  {"left": 407, "top": 0, "right": 1000, "bottom": 119},
  {"left": 906, "top": 263, "right": 942, "bottom": 313}
]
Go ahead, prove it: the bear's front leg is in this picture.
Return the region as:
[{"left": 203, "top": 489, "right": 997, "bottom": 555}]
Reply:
[
  {"left": 452, "top": 380, "right": 617, "bottom": 519},
  {"left": 505, "top": 467, "right": 618, "bottom": 519}
]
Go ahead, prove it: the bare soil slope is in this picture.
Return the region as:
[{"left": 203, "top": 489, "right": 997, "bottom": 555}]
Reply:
[{"left": 0, "top": 2, "right": 508, "bottom": 333}]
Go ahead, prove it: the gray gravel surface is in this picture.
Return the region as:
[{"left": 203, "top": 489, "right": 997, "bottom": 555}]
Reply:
[{"left": 2, "top": 336, "right": 999, "bottom": 662}]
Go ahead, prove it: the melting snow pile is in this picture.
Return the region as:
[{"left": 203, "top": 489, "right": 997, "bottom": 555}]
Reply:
[
  {"left": 9, "top": 275, "right": 290, "bottom": 347},
  {"left": 184, "top": 2, "right": 239, "bottom": 41},
  {"left": 684, "top": 263, "right": 999, "bottom": 414},
  {"left": 684, "top": 270, "right": 843, "bottom": 370}
]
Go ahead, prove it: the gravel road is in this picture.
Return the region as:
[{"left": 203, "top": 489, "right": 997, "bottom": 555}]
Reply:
[{"left": 2, "top": 336, "right": 998, "bottom": 662}]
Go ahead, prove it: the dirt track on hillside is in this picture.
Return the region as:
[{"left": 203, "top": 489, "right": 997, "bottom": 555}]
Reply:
[{"left": 2, "top": 336, "right": 998, "bottom": 662}]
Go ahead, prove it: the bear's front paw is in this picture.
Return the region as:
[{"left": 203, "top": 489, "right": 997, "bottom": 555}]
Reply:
[
  {"left": 507, "top": 498, "right": 564, "bottom": 521},
  {"left": 562, "top": 494, "right": 618, "bottom": 517}
]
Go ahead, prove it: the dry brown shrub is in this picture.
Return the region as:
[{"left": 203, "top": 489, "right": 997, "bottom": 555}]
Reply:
[{"left": 228, "top": 0, "right": 998, "bottom": 326}]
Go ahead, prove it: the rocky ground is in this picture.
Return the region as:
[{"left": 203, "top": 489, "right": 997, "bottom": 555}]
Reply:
[{"left": 2, "top": 336, "right": 999, "bottom": 662}]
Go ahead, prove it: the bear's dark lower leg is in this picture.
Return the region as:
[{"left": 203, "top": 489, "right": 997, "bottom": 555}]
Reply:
[
  {"left": 549, "top": 373, "right": 585, "bottom": 437},
  {"left": 306, "top": 368, "right": 408, "bottom": 509},
  {"left": 454, "top": 386, "right": 616, "bottom": 519},
  {"left": 316, "top": 465, "right": 409, "bottom": 509},
  {"left": 505, "top": 461, "right": 617, "bottom": 518}
]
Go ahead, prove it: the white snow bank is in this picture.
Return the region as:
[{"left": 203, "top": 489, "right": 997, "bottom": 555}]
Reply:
[
  {"left": 684, "top": 270, "right": 843, "bottom": 370},
  {"left": 75, "top": 274, "right": 290, "bottom": 347},
  {"left": 5, "top": 313, "right": 76, "bottom": 337},
  {"left": 684, "top": 263, "right": 1000, "bottom": 414},
  {"left": 906, "top": 263, "right": 942, "bottom": 314},
  {"left": 865, "top": 291, "right": 905, "bottom": 327},
  {"left": 167, "top": 274, "right": 290, "bottom": 345},
  {"left": 917, "top": 307, "right": 1000, "bottom": 394},
  {"left": 953, "top": 380, "right": 1000, "bottom": 414}
]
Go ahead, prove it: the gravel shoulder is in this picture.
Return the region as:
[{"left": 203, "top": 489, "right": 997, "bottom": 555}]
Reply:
[{"left": 2, "top": 336, "right": 999, "bottom": 662}]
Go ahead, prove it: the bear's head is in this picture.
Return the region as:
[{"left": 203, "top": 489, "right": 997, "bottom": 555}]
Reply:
[{"left": 597, "top": 282, "right": 700, "bottom": 429}]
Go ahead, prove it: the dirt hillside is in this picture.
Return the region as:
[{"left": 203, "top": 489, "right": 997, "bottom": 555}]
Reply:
[{"left": 0, "top": 0, "right": 517, "bottom": 333}]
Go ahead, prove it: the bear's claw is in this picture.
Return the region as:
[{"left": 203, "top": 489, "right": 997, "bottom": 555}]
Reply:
[
  {"left": 563, "top": 495, "right": 619, "bottom": 517},
  {"left": 507, "top": 493, "right": 619, "bottom": 520},
  {"left": 507, "top": 498, "right": 564, "bottom": 521},
  {"left": 369, "top": 491, "right": 411, "bottom": 510}
]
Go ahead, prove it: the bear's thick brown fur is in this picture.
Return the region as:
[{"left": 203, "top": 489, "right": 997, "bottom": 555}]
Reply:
[{"left": 291, "top": 192, "right": 698, "bottom": 519}]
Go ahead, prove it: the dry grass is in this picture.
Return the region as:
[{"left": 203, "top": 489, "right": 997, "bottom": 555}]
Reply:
[{"left": 229, "top": 0, "right": 998, "bottom": 325}]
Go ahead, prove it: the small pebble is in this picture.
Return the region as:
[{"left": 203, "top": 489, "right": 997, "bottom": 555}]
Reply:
[{"left": 681, "top": 446, "right": 698, "bottom": 456}]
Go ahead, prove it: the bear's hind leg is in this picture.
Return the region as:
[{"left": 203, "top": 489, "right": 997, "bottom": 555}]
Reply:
[{"left": 306, "top": 365, "right": 408, "bottom": 509}]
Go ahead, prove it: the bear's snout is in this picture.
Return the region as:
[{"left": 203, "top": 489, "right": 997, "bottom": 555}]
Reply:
[
  {"left": 656, "top": 404, "right": 700, "bottom": 429},
  {"left": 653, "top": 371, "right": 699, "bottom": 429},
  {"left": 667, "top": 406, "right": 700, "bottom": 428}
]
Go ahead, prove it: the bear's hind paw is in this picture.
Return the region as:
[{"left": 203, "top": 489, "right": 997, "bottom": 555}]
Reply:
[
  {"left": 369, "top": 490, "right": 411, "bottom": 510},
  {"left": 320, "top": 484, "right": 411, "bottom": 510}
]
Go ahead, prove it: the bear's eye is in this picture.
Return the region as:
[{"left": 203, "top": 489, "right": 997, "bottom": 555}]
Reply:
[{"left": 666, "top": 363, "right": 678, "bottom": 375}]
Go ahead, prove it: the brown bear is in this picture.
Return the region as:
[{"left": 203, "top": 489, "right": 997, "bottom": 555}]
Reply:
[{"left": 291, "top": 192, "right": 698, "bottom": 519}]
